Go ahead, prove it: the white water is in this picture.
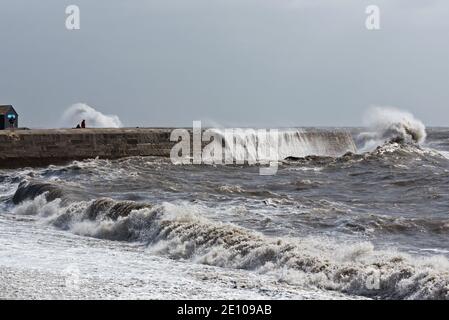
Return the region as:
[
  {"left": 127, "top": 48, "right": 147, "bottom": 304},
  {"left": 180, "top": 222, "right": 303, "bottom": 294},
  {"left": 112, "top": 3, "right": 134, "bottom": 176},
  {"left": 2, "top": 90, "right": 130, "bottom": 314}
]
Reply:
[
  {"left": 206, "top": 129, "right": 357, "bottom": 162},
  {"left": 59, "top": 103, "right": 123, "bottom": 128},
  {"left": 359, "top": 106, "right": 427, "bottom": 152},
  {"left": 6, "top": 189, "right": 449, "bottom": 300},
  {"left": 0, "top": 204, "right": 350, "bottom": 299}
]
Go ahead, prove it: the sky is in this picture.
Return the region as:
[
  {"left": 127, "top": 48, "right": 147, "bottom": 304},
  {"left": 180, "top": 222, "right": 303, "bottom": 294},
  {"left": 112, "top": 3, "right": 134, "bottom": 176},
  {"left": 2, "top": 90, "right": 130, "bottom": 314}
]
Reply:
[{"left": 0, "top": 0, "right": 448, "bottom": 128}]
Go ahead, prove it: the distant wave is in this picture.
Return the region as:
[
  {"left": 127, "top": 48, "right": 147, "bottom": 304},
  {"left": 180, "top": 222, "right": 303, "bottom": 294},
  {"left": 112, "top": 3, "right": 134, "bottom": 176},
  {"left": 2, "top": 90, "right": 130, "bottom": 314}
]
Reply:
[
  {"left": 358, "top": 106, "right": 426, "bottom": 152},
  {"left": 284, "top": 141, "right": 447, "bottom": 168},
  {"left": 59, "top": 103, "right": 123, "bottom": 128},
  {"left": 9, "top": 180, "right": 449, "bottom": 300}
]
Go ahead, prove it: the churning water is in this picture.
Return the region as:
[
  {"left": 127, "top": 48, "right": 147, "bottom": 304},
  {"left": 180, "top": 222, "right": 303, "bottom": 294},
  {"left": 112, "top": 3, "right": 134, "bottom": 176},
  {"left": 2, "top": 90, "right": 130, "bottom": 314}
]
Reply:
[{"left": 2, "top": 111, "right": 449, "bottom": 300}]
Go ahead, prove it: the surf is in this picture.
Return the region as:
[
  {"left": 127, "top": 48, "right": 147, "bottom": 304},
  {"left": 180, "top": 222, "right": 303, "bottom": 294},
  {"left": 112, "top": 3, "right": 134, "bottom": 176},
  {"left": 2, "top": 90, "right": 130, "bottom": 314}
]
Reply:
[
  {"left": 357, "top": 106, "right": 427, "bottom": 152},
  {"left": 8, "top": 182, "right": 449, "bottom": 300}
]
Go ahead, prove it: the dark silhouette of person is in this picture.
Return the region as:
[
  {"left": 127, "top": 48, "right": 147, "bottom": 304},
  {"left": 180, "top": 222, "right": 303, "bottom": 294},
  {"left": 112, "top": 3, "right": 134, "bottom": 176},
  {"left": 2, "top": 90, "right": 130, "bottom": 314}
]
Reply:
[
  {"left": 76, "top": 124, "right": 81, "bottom": 129},
  {"left": 81, "top": 120, "right": 86, "bottom": 128}
]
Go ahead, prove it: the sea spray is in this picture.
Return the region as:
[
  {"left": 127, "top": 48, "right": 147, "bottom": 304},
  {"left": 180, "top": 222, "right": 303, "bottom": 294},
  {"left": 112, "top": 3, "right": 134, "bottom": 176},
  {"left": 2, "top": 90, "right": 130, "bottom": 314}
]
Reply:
[
  {"left": 358, "top": 106, "right": 427, "bottom": 152},
  {"left": 204, "top": 128, "right": 357, "bottom": 162},
  {"left": 60, "top": 103, "right": 123, "bottom": 128}
]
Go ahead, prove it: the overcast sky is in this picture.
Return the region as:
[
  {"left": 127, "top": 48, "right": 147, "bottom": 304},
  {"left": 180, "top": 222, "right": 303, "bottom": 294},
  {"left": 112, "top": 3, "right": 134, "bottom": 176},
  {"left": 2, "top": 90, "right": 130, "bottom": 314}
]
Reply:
[{"left": 0, "top": 0, "right": 448, "bottom": 128}]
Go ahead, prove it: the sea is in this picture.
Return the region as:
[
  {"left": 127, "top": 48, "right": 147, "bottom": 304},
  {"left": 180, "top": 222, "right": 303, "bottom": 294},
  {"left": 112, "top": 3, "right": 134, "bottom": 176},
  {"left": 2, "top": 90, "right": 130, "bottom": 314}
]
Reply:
[{"left": 1, "top": 113, "right": 449, "bottom": 300}]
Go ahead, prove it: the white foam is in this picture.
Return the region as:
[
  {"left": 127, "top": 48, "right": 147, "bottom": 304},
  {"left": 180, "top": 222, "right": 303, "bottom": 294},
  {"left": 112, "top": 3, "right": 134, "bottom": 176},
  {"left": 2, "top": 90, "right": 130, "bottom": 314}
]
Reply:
[
  {"left": 13, "top": 194, "right": 62, "bottom": 218},
  {"left": 9, "top": 190, "right": 449, "bottom": 299},
  {"left": 1, "top": 212, "right": 339, "bottom": 299}
]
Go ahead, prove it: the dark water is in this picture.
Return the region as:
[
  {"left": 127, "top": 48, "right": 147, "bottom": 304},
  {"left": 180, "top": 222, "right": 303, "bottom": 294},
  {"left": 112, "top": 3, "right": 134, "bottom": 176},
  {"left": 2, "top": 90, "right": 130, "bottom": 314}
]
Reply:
[{"left": 1, "top": 127, "right": 449, "bottom": 299}]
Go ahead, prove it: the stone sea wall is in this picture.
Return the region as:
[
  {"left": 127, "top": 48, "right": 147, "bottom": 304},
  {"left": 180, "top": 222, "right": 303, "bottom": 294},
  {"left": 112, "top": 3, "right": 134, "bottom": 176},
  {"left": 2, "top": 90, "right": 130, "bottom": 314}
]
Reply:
[
  {"left": 0, "top": 128, "right": 356, "bottom": 168},
  {"left": 0, "top": 128, "right": 175, "bottom": 168}
]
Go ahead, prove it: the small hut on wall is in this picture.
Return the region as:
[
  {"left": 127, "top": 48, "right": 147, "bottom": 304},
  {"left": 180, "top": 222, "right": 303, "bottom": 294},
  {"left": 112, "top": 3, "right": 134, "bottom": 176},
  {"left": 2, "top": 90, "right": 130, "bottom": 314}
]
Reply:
[{"left": 0, "top": 105, "right": 18, "bottom": 130}]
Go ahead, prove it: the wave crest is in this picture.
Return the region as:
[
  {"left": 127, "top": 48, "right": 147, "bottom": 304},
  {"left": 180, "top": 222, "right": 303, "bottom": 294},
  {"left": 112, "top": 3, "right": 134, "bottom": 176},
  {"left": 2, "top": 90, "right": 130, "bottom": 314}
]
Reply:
[
  {"left": 13, "top": 180, "right": 66, "bottom": 204},
  {"left": 358, "top": 106, "right": 427, "bottom": 151},
  {"left": 10, "top": 189, "right": 449, "bottom": 300}
]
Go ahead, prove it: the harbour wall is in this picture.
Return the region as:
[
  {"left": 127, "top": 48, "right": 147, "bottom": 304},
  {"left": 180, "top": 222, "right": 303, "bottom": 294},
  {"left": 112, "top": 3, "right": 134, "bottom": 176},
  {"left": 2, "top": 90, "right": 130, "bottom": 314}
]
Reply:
[{"left": 0, "top": 128, "right": 357, "bottom": 168}]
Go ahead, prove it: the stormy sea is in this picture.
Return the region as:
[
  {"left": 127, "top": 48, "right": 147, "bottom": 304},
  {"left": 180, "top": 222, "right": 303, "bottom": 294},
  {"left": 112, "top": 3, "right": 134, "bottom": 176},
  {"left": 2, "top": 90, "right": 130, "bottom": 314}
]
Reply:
[{"left": 1, "top": 108, "right": 449, "bottom": 300}]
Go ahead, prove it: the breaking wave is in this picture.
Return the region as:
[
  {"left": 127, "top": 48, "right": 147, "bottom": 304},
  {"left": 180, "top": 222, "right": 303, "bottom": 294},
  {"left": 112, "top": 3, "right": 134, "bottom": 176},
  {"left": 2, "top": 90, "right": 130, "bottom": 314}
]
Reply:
[
  {"left": 9, "top": 181, "right": 449, "bottom": 300},
  {"left": 284, "top": 141, "right": 446, "bottom": 168},
  {"left": 13, "top": 181, "right": 67, "bottom": 204},
  {"left": 60, "top": 103, "right": 123, "bottom": 128},
  {"left": 205, "top": 129, "right": 357, "bottom": 162},
  {"left": 12, "top": 180, "right": 86, "bottom": 205},
  {"left": 358, "top": 106, "right": 427, "bottom": 152}
]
